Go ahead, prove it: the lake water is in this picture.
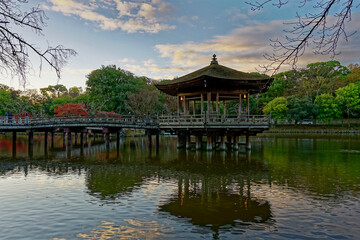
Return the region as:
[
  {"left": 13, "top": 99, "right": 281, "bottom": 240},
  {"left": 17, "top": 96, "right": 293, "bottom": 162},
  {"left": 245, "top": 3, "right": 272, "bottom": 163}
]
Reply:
[{"left": 0, "top": 134, "right": 359, "bottom": 239}]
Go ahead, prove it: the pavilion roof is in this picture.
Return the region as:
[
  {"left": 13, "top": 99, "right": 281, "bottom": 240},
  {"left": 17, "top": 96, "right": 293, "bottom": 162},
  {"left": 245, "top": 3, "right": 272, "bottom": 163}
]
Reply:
[{"left": 155, "top": 55, "right": 273, "bottom": 96}]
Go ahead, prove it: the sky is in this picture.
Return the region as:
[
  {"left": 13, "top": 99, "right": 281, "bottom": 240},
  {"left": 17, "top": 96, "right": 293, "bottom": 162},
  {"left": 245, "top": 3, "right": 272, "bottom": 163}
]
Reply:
[{"left": 3, "top": 0, "right": 360, "bottom": 91}]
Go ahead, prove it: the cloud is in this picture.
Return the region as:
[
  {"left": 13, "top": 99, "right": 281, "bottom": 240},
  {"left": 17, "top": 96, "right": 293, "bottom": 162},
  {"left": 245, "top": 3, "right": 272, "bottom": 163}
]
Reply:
[
  {"left": 44, "top": 0, "right": 176, "bottom": 33},
  {"left": 155, "top": 15, "right": 360, "bottom": 74},
  {"left": 114, "top": 58, "right": 186, "bottom": 80}
]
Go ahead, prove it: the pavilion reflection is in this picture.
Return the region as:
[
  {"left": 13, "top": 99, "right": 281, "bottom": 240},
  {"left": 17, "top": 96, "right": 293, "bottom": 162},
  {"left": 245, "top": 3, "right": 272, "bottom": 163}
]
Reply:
[{"left": 159, "top": 172, "right": 273, "bottom": 231}]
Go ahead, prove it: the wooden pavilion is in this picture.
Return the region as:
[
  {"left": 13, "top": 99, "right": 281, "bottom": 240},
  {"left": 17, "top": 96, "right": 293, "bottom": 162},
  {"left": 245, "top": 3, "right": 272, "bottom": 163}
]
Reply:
[{"left": 155, "top": 55, "right": 274, "bottom": 150}]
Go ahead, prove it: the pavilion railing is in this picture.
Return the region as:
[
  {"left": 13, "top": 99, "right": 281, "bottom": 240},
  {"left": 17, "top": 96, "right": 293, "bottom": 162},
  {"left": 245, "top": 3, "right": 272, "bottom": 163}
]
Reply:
[{"left": 158, "top": 114, "right": 270, "bottom": 126}]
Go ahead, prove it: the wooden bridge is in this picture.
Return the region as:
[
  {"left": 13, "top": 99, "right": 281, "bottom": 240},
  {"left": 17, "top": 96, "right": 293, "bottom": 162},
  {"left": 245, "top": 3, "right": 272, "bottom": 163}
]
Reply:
[{"left": 0, "top": 114, "right": 270, "bottom": 154}]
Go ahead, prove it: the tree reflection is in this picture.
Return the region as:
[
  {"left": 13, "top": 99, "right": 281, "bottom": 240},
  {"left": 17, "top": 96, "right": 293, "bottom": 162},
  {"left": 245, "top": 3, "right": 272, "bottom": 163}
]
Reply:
[{"left": 85, "top": 166, "right": 148, "bottom": 201}]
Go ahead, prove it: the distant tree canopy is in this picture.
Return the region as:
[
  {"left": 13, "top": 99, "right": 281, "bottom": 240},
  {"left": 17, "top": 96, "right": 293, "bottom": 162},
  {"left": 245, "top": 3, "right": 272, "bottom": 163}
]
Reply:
[{"left": 0, "top": 61, "right": 358, "bottom": 125}]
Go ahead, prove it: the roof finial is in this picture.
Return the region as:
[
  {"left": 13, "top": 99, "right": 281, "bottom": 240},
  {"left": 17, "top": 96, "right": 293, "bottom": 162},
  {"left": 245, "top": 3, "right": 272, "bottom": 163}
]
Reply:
[{"left": 210, "top": 54, "right": 218, "bottom": 65}]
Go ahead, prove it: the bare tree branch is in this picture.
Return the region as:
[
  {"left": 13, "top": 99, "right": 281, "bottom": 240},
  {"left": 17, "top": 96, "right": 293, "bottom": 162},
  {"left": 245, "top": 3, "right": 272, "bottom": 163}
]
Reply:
[
  {"left": 247, "top": 0, "right": 356, "bottom": 76},
  {"left": 0, "top": 0, "right": 77, "bottom": 89}
]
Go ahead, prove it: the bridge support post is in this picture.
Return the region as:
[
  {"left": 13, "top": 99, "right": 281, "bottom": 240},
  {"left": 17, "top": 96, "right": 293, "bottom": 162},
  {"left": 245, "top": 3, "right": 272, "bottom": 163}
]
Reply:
[
  {"left": 116, "top": 131, "right": 120, "bottom": 159},
  {"left": 44, "top": 131, "right": 48, "bottom": 152},
  {"left": 195, "top": 135, "right": 202, "bottom": 150},
  {"left": 105, "top": 133, "right": 110, "bottom": 148},
  {"left": 220, "top": 135, "right": 226, "bottom": 151},
  {"left": 86, "top": 132, "right": 89, "bottom": 144},
  {"left": 80, "top": 132, "right": 84, "bottom": 147},
  {"left": 74, "top": 133, "right": 78, "bottom": 145},
  {"left": 155, "top": 133, "right": 160, "bottom": 153},
  {"left": 28, "top": 130, "right": 34, "bottom": 158},
  {"left": 185, "top": 135, "right": 191, "bottom": 149},
  {"left": 64, "top": 128, "right": 71, "bottom": 148},
  {"left": 177, "top": 131, "right": 185, "bottom": 148},
  {"left": 206, "top": 135, "right": 213, "bottom": 151},
  {"left": 103, "top": 128, "right": 110, "bottom": 149},
  {"left": 233, "top": 136, "right": 239, "bottom": 150},
  {"left": 226, "top": 135, "right": 232, "bottom": 149},
  {"left": 246, "top": 132, "right": 251, "bottom": 150},
  {"left": 51, "top": 132, "right": 54, "bottom": 149},
  {"left": 63, "top": 132, "right": 66, "bottom": 148},
  {"left": 12, "top": 131, "right": 16, "bottom": 157},
  {"left": 116, "top": 131, "right": 120, "bottom": 148},
  {"left": 147, "top": 131, "right": 152, "bottom": 149},
  {"left": 67, "top": 132, "right": 72, "bottom": 148}
]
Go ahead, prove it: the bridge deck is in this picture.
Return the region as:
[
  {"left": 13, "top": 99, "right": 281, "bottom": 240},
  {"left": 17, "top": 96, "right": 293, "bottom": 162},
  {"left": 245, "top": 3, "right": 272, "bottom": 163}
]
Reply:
[{"left": 0, "top": 114, "right": 270, "bottom": 132}]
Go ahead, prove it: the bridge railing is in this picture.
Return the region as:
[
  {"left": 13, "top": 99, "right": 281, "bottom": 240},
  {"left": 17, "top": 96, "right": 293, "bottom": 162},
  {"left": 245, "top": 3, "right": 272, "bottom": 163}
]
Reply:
[
  {"left": 0, "top": 114, "right": 270, "bottom": 127},
  {"left": 0, "top": 114, "right": 158, "bottom": 126}
]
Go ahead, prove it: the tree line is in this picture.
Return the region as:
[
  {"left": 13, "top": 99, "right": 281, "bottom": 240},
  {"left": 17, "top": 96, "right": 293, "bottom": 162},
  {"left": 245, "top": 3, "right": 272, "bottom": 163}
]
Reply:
[
  {"left": 256, "top": 61, "right": 360, "bottom": 125},
  {"left": 0, "top": 65, "right": 176, "bottom": 117},
  {"left": 0, "top": 62, "right": 359, "bottom": 125}
]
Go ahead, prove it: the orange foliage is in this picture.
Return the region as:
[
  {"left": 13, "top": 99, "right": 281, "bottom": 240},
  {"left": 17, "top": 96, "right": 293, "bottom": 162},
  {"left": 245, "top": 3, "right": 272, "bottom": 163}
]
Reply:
[{"left": 54, "top": 103, "right": 89, "bottom": 116}]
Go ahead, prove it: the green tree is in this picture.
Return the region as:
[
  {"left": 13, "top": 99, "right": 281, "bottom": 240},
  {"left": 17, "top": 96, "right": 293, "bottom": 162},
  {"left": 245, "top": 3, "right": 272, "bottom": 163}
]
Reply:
[
  {"left": 335, "top": 81, "right": 360, "bottom": 125},
  {"left": 347, "top": 64, "right": 360, "bottom": 83},
  {"left": 315, "top": 93, "right": 340, "bottom": 123},
  {"left": 40, "top": 84, "right": 68, "bottom": 98},
  {"left": 86, "top": 65, "right": 147, "bottom": 113},
  {"left": 128, "top": 88, "right": 159, "bottom": 115},
  {"left": 263, "top": 97, "right": 288, "bottom": 123},
  {"left": 287, "top": 96, "right": 318, "bottom": 124},
  {"left": 69, "top": 87, "right": 82, "bottom": 98},
  {"left": 0, "top": 89, "right": 16, "bottom": 115}
]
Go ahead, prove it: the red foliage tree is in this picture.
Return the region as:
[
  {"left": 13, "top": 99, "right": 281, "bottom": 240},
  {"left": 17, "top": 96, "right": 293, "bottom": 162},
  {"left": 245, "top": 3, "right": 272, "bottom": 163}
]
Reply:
[{"left": 54, "top": 103, "right": 89, "bottom": 116}]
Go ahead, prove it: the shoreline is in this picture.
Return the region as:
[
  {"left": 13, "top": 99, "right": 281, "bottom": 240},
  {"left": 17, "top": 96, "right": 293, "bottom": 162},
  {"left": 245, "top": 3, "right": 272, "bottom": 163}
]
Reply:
[{"left": 263, "top": 125, "right": 359, "bottom": 135}]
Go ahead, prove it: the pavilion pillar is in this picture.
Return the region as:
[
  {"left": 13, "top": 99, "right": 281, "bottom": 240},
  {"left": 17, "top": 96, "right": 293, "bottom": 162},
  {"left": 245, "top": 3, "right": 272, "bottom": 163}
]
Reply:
[
  {"left": 220, "top": 135, "right": 226, "bottom": 151},
  {"left": 177, "top": 95, "right": 180, "bottom": 115},
  {"left": 183, "top": 96, "right": 186, "bottom": 114},
  {"left": 238, "top": 93, "right": 242, "bottom": 118},
  {"left": 200, "top": 94, "right": 204, "bottom": 117},
  {"left": 246, "top": 93, "right": 250, "bottom": 117},
  {"left": 186, "top": 99, "right": 190, "bottom": 115},
  {"left": 192, "top": 101, "right": 196, "bottom": 116},
  {"left": 216, "top": 93, "right": 219, "bottom": 114},
  {"left": 206, "top": 135, "right": 212, "bottom": 151},
  {"left": 207, "top": 92, "right": 211, "bottom": 117}
]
